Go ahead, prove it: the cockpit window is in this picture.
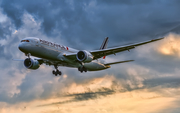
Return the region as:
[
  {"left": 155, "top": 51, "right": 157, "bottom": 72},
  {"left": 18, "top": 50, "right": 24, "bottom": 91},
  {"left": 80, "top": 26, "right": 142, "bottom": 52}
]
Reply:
[{"left": 21, "top": 40, "right": 29, "bottom": 42}]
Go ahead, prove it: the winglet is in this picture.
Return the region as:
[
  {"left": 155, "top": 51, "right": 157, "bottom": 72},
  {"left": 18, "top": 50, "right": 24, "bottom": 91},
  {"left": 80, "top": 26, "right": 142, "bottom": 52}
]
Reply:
[{"left": 151, "top": 37, "right": 164, "bottom": 41}]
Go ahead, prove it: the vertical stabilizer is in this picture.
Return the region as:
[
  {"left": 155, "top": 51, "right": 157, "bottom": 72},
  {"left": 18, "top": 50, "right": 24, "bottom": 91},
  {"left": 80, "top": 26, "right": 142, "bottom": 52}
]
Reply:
[
  {"left": 100, "top": 37, "right": 109, "bottom": 50},
  {"left": 100, "top": 37, "right": 109, "bottom": 59}
]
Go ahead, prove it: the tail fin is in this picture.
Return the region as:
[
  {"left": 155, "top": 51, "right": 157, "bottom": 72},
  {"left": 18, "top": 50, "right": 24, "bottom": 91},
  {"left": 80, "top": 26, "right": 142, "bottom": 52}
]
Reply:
[
  {"left": 100, "top": 37, "right": 109, "bottom": 50},
  {"left": 100, "top": 37, "right": 109, "bottom": 59}
]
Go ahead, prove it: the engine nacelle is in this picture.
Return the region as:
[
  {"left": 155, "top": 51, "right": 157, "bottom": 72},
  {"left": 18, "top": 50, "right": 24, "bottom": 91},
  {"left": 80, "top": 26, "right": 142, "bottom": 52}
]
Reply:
[
  {"left": 76, "top": 50, "right": 94, "bottom": 63},
  {"left": 24, "top": 58, "right": 40, "bottom": 70}
]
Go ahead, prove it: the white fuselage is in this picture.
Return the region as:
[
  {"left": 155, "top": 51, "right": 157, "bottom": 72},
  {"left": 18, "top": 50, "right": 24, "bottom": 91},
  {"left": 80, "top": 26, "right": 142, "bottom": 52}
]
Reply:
[{"left": 18, "top": 37, "right": 110, "bottom": 71}]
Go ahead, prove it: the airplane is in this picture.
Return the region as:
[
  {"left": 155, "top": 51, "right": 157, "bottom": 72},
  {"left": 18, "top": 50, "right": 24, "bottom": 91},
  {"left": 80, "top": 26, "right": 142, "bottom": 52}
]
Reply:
[{"left": 17, "top": 37, "right": 163, "bottom": 76}]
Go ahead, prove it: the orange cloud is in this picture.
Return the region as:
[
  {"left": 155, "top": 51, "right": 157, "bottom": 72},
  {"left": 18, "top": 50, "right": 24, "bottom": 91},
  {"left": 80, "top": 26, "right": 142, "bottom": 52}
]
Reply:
[{"left": 158, "top": 33, "right": 180, "bottom": 57}]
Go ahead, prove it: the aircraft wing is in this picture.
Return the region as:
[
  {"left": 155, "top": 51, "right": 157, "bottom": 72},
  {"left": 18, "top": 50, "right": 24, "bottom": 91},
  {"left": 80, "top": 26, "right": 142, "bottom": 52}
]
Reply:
[
  {"left": 64, "top": 37, "right": 163, "bottom": 60},
  {"left": 90, "top": 37, "right": 163, "bottom": 59},
  {"left": 13, "top": 57, "right": 73, "bottom": 67},
  {"left": 36, "top": 58, "right": 68, "bottom": 66}
]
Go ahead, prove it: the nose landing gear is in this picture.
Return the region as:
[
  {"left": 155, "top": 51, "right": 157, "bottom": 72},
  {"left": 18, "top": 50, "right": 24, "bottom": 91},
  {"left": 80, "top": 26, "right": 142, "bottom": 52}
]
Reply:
[
  {"left": 25, "top": 53, "right": 31, "bottom": 58},
  {"left": 52, "top": 65, "right": 62, "bottom": 76}
]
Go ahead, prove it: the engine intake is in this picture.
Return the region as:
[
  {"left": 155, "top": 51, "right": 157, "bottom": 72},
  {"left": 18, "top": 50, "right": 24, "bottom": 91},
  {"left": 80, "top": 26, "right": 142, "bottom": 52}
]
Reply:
[
  {"left": 76, "top": 50, "right": 93, "bottom": 63},
  {"left": 24, "top": 58, "right": 40, "bottom": 70}
]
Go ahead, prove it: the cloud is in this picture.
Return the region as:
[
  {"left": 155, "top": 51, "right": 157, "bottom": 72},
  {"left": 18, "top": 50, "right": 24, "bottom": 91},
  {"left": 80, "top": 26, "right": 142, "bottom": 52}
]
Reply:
[
  {"left": 1, "top": 0, "right": 180, "bottom": 48},
  {"left": 0, "top": 0, "right": 180, "bottom": 113},
  {"left": 158, "top": 33, "right": 180, "bottom": 57},
  {"left": 38, "top": 87, "right": 115, "bottom": 107}
]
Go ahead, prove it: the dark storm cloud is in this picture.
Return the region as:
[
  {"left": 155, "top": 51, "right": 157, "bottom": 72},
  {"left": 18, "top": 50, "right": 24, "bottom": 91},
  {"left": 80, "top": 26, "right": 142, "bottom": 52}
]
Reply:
[{"left": 2, "top": 0, "right": 180, "bottom": 49}]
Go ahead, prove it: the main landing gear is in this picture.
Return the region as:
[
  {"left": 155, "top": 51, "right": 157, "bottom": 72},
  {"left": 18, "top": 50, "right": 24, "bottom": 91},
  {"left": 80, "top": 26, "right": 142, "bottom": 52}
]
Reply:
[
  {"left": 78, "top": 66, "right": 87, "bottom": 73},
  {"left": 52, "top": 65, "right": 62, "bottom": 76}
]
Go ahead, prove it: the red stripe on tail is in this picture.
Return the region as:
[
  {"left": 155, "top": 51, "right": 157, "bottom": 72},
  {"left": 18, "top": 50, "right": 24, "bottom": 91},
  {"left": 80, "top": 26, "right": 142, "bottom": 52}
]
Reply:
[{"left": 103, "top": 56, "right": 106, "bottom": 59}]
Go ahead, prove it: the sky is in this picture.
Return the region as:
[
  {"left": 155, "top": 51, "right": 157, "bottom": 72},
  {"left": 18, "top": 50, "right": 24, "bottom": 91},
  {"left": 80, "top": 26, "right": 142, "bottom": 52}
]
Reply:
[{"left": 0, "top": 0, "right": 180, "bottom": 113}]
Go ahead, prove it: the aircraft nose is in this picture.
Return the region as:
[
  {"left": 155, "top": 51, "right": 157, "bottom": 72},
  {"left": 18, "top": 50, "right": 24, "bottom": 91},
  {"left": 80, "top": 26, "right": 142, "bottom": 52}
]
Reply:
[{"left": 18, "top": 43, "right": 24, "bottom": 51}]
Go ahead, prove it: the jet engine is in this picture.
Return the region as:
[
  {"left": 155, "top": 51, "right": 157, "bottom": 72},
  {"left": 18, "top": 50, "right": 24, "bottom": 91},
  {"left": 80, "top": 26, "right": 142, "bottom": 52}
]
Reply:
[
  {"left": 76, "top": 50, "right": 94, "bottom": 63},
  {"left": 24, "top": 58, "right": 40, "bottom": 70}
]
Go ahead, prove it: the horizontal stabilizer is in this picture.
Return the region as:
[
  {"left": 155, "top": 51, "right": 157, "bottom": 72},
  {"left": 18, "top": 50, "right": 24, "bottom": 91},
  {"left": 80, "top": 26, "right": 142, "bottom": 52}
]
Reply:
[
  {"left": 12, "top": 59, "right": 24, "bottom": 61},
  {"left": 104, "top": 60, "right": 134, "bottom": 66}
]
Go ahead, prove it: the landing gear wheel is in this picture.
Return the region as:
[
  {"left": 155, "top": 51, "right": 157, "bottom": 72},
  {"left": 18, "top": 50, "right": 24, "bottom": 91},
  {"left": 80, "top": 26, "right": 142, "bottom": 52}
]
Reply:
[
  {"left": 78, "top": 66, "right": 87, "bottom": 73},
  {"left": 52, "top": 70, "right": 55, "bottom": 74},
  {"left": 52, "top": 65, "right": 62, "bottom": 76},
  {"left": 57, "top": 70, "right": 62, "bottom": 75},
  {"left": 83, "top": 67, "right": 87, "bottom": 72},
  {"left": 78, "top": 67, "right": 81, "bottom": 71}
]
